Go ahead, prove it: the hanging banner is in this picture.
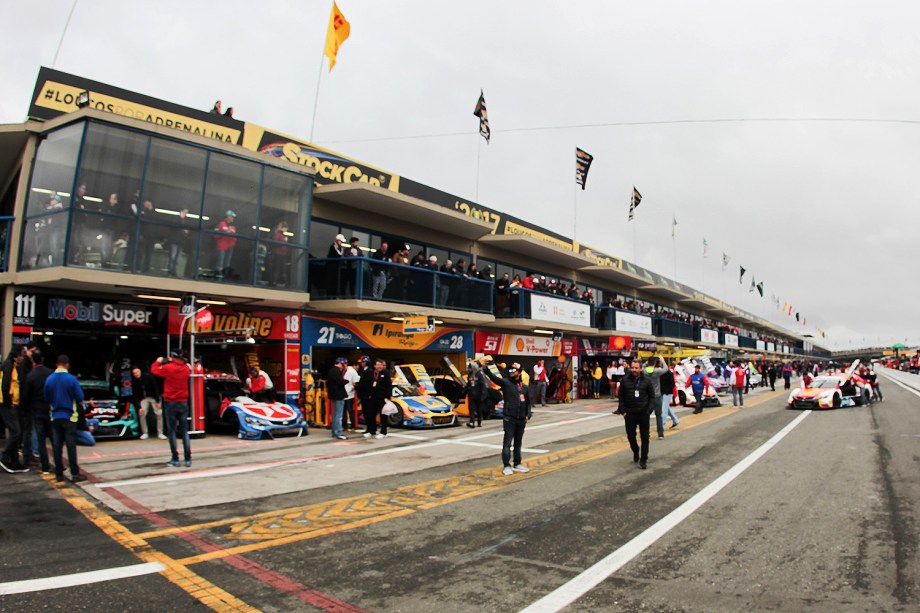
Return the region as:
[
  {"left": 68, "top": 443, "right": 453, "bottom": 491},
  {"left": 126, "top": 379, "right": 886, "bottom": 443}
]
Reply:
[
  {"left": 475, "top": 332, "right": 577, "bottom": 357},
  {"left": 756, "top": 340, "right": 766, "bottom": 351},
  {"left": 767, "top": 342, "right": 775, "bottom": 352},
  {"left": 723, "top": 333, "right": 739, "bottom": 347},
  {"left": 529, "top": 293, "right": 591, "bottom": 327},
  {"left": 615, "top": 311, "right": 653, "bottom": 335},
  {"left": 699, "top": 328, "right": 719, "bottom": 344},
  {"left": 302, "top": 316, "right": 470, "bottom": 352}
]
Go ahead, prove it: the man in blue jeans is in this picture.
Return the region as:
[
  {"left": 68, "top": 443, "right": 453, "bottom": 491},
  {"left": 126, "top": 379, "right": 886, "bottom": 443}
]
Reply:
[
  {"left": 151, "top": 352, "right": 192, "bottom": 467},
  {"left": 481, "top": 358, "right": 532, "bottom": 475},
  {"left": 43, "top": 354, "right": 86, "bottom": 483},
  {"left": 326, "top": 357, "right": 349, "bottom": 440}
]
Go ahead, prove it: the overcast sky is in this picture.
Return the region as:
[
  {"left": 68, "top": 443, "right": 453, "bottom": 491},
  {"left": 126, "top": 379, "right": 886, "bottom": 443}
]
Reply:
[{"left": 2, "top": 0, "right": 917, "bottom": 350}]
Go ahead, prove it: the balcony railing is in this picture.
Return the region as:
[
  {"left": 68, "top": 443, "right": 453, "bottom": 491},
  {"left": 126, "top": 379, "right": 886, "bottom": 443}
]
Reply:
[
  {"left": 655, "top": 318, "right": 694, "bottom": 340},
  {"left": 496, "top": 288, "right": 595, "bottom": 327},
  {"left": 0, "top": 216, "right": 11, "bottom": 272},
  {"left": 308, "top": 257, "right": 493, "bottom": 314}
]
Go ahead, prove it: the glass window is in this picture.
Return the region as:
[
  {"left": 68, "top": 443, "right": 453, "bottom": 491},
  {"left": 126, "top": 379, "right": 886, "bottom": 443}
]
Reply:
[
  {"left": 76, "top": 124, "right": 147, "bottom": 218},
  {"left": 203, "top": 153, "right": 260, "bottom": 239},
  {"left": 309, "top": 220, "right": 339, "bottom": 258},
  {"left": 21, "top": 211, "right": 68, "bottom": 269},
  {"left": 261, "top": 166, "right": 310, "bottom": 247},
  {"left": 25, "top": 123, "right": 83, "bottom": 217},
  {"left": 142, "top": 139, "right": 207, "bottom": 223},
  {"left": 200, "top": 232, "right": 255, "bottom": 284},
  {"left": 69, "top": 210, "right": 136, "bottom": 269}
]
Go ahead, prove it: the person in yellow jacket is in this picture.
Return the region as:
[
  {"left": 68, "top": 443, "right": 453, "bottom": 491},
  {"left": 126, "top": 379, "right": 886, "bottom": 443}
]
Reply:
[
  {"left": 0, "top": 347, "right": 27, "bottom": 473},
  {"left": 592, "top": 362, "right": 604, "bottom": 398}
]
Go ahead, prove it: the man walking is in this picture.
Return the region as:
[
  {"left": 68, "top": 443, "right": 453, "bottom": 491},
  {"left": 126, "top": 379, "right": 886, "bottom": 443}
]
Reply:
[
  {"left": 481, "top": 358, "right": 531, "bottom": 475},
  {"left": 644, "top": 356, "right": 669, "bottom": 440},
  {"left": 687, "top": 364, "right": 709, "bottom": 414},
  {"left": 0, "top": 347, "right": 27, "bottom": 473},
  {"left": 326, "top": 358, "right": 349, "bottom": 440},
  {"left": 660, "top": 362, "right": 679, "bottom": 430},
  {"left": 43, "top": 355, "right": 86, "bottom": 482},
  {"left": 356, "top": 358, "right": 393, "bottom": 439},
  {"left": 132, "top": 366, "right": 164, "bottom": 440},
  {"left": 768, "top": 361, "right": 777, "bottom": 391},
  {"left": 19, "top": 350, "right": 54, "bottom": 474},
  {"left": 615, "top": 360, "right": 656, "bottom": 469},
  {"left": 782, "top": 362, "right": 793, "bottom": 390},
  {"left": 532, "top": 359, "right": 548, "bottom": 407},
  {"left": 342, "top": 359, "right": 361, "bottom": 433},
  {"left": 151, "top": 352, "right": 192, "bottom": 468}
]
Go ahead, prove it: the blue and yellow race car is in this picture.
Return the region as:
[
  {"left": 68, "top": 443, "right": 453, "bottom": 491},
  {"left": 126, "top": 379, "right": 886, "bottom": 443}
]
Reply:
[{"left": 386, "top": 364, "right": 458, "bottom": 428}]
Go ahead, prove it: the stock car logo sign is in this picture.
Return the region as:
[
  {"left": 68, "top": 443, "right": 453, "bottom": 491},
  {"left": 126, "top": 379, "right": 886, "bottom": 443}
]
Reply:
[{"left": 236, "top": 402, "right": 298, "bottom": 420}]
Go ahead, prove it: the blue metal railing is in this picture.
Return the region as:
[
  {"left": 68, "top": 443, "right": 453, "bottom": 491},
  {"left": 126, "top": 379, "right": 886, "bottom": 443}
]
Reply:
[
  {"left": 497, "top": 288, "right": 595, "bottom": 327},
  {"left": 308, "top": 256, "right": 494, "bottom": 314}
]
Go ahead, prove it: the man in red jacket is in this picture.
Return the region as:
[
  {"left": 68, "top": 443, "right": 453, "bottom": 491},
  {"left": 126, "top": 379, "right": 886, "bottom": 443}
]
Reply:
[{"left": 151, "top": 352, "right": 192, "bottom": 467}]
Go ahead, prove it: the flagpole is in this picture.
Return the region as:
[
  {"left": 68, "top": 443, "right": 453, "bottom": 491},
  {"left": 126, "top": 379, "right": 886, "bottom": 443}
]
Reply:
[
  {"left": 671, "top": 232, "right": 677, "bottom": 280},
  {"left": 475, "top": 136, "right": 483, "bottom": 201},
  {"left": 632, "top": 217, "right": 637, "bottom": 265},
  {"left": 308, "top": 48, "right": 327, "bottom": 143}
]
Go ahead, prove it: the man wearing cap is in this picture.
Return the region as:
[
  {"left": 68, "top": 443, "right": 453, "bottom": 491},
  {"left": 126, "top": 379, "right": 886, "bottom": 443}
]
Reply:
[
  {"left": 326, "top": 358, "right": 349, "bottom": 440},
  {"left": 615, "top": 359, "right": 656, "bottom": 469},
  {"left": 214, "top": 210, "right": 237, "bottom": 279},
  {"left": 325, "top": 234, "right": 347, "bottom": 295},
  {"left": 151, "top": 352, "right": 192, "bottom": 467},
  {"left": 481, "top": 357, "right": 532, "bottom": 475}
]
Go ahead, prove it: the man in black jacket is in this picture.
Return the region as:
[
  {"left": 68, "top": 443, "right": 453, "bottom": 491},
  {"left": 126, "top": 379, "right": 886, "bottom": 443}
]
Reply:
[
  {"left": 326, "top": 357, "right": 349, "bottom": 440},
  {"left": 481, "top": 357, "right": 532, "bottom": 475},
  {"left": 19, "top": 350, "right": 53, "bottom": 473},
  {"left": 616, "top": 360, "right": 657, "bottom": 469},
  {"left": 465, "top": 362, "right": 489, "bottom": 428},
  {"left": 132, "top": 366, "right": 164, "bottom": 440},
  {"left": 356, "top": 358, "right": 393, "bottom": 439}
]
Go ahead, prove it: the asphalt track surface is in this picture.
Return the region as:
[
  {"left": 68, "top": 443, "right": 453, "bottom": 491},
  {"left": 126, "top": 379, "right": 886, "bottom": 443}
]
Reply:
[{"left": 2, "top": 372, "right": 918, "bottom": 612}]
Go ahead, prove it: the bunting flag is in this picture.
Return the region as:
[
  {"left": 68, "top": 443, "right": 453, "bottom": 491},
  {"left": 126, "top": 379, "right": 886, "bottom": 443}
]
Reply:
[
  {"left": 324, "top": 1, "right": 351, "bottom": 71},
  {"left": 702, "top": 238, "right": 709, "bottom": 257},
  {"left": 756, "top": 281, "right": 764, "bottom": 297},
  {"left": 749, "top": 276, "right": 756, "bottom": 293},
  {"left": 796, "top": 312, "right": 800, "bottom": 322},
  {"left": 473, "top": 90, "right": 490, "bottom": 143},
  {"left": 803, "top": 317, "right": 807, "bottom": 326},
  {"left": 739, "top": 265, "right": 746, "bottom": 284},
  {"left": 575, "top": 148, "right": 593, "bottom": 190},
  {"left": 722, "top": 252, "right": 730, "bottom": 271},
  {"left": 628, "top": 186, "right": 642, "bottom": 220},
  {"left": 672, "top": 215, "right": 678, "bottom": 238}
]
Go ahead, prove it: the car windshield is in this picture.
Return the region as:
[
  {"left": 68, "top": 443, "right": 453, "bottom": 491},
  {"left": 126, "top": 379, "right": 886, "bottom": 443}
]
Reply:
[
  {"left": 83, "top": 386, "right": 116, "bottom": 401},
  {"left": 810, "top": 378, "right": 839, "bottom": 389},
  {"left": 392, "top": 383, "right": 420, "bottom": 398}
]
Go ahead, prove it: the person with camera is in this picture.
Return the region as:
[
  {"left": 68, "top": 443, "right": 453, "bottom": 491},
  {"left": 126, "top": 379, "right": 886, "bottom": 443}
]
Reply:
[{"left": 151, "top": 352, "right": 192, "bottom": 467}]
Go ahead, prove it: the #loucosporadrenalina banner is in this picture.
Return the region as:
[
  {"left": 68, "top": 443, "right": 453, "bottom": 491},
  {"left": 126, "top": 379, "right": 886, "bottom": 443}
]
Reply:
[
  {"left": 301, "top": 316, "right": 472, "bottom": 353},
  {"left": 475, "top": 332, "right": 577, "bottom": 357},
  {"left": 29, "top": 67, "right": 244, "bottom": 144}
]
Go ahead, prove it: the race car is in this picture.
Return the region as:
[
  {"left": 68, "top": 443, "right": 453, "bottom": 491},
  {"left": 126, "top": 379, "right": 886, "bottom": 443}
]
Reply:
[
  {"left": 80, "top": 379, "right": 141, "bottom": 439},
  {"left": 203, "top": 372, "right": 308, "bottom": 439},
  {"left": 673, "top": 364, "right": 721, "bottom": 408},
  {"left": 431, "top": 356, "right": 503, "bottom": 419},
  {"left": 388, "top": 364, "right": 459, "bottom": 428},
  {"left": 787, "top": 375, "right": 868, "bottom": 409}
]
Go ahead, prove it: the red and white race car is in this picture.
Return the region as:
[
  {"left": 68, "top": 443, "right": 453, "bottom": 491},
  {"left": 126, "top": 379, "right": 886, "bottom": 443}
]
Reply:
[{"left": 203, "top": 373, "right": 308, "bottom": 439}]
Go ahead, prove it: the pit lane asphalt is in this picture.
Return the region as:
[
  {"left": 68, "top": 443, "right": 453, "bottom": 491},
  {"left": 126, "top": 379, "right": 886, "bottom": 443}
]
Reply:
[{"left": 3, "top": 380, "right": 918, "bottom": 612}]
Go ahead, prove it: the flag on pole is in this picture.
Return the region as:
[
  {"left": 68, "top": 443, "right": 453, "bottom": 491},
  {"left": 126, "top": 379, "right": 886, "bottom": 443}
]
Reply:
[
  {"left": 671, "top": 215, "right": 678, "bottom": 238},
  {"left": 628, "top": 186, "right": 642, "bottom": 220},
  {"left": 722, "top": 252, "right": 730, "bottom": 271},
  {"left": 702, "top": 238, "right": 709, "bottom": 257},
  {"left": 473, "top": 90, "right": 490, "bottom": 143},
  {"left": 324, "top": 1, "right": 351, "bottom": 71},
  {"left": 749, "top": 276, "right": 756, "bottom": 293},
  {"left": 739, "top": 265, "right": 746, "bottom": 283},
  {"left": 756, "top": 281, "right": 764, "bottom": 297},
  {"left": 575, "top": 148, "right": 593, "bottom": 190}
]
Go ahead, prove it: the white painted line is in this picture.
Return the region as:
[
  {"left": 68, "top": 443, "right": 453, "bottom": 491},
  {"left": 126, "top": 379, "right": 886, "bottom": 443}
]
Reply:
[
  {"left": 0, "top": 562, "right": 166, "bottom": 595},
  {"left": 387, "top": 433, "right": 547, "bottom": 453},
  {"left": 519, "top": 410, "right": 813, "bottom": 613},
  {"left": 878, "top": 371, "right": 920, "bottom": 398},
  {"left": 460, "top": 414, "right": 609, "bottom": 442}
]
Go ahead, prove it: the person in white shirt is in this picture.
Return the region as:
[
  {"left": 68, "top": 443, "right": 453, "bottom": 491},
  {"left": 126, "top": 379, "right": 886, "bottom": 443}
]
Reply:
[
  {"left": 532, "top": 359, "right": 548, "bottom": 407},
  {"left": 342, "top": 363, "right": 361, "bottom": 432}
]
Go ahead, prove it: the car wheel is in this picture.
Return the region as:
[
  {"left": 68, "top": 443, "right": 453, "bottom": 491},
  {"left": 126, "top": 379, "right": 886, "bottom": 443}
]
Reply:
[
  {"left": 386, "top": 409, "right": 403, "bottom": 428},
  {"left": 833, "top": 394, "right": 841, "bottom": 409},
  {"left": 678, "top": 391, "right": 687, "bottom": 406}
]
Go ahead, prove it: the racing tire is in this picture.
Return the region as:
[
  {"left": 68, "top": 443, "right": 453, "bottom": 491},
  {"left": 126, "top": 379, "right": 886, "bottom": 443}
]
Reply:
[
  {"left": 833, "top": 394, "right": 841, "bottom": 409},
  {"left": 678, "top": 391, "right": 687, "bottom": 406},
  {"left": 386, "top": 409, "right": 403, "bottom": 428}
]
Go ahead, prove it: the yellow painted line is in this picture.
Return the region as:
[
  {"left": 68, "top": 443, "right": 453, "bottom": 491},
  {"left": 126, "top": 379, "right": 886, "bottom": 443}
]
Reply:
[
  {"left": 162, "top": 400, "right": 763, "bottom": 567},
  {"left": 49, "top": 477, "right": 259, "bottom": 612}
]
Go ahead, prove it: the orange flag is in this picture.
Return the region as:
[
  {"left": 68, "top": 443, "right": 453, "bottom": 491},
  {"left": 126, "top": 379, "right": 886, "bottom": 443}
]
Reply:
[{"left": 324, "top": 2, "right": 351, "bottom": 71}]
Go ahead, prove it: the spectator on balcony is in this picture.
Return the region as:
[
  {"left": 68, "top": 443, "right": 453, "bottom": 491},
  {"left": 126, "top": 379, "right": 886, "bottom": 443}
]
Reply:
[
  {"left": 327, "top": 233, "right": 346, "bottom": 258},
  {"left": 567, "top": 284, "right": 579, "bottom": 299},
  {"left": 166, "top": 208, "right": 194, "bottom": 278},
  {"left": 371, "top": 240, "right": 391, "bottom": 299},
  {"left": 521, "top": 274, "right": 534, "bottom": 290},
  {"left": 437, "top": 259, "right": 455, "bottom": 305},
  {"left": 347, "top": 236, "right": 361, "bottom": 257},
  {"left": 582, "top": 289, "right": 594, "bottom": 304},
  {"left": 214, "top": 210, "right": 237, "bottom": 279},
  {"left": 410, "top": 251, "right": 427, "bottom": 267},
  {"left": 266, "top": 220, "right": 290, "bottom": 287},
  {"left": 135, "top": 199, "right": 156, "bottom": 272}
]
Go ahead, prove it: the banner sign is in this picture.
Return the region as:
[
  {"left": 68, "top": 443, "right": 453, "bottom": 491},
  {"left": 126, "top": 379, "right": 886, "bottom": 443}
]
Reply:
[
  {"left": 168, "top": 306, "right": 300, "bottom": 341},
  {"left": 723, "top": 333, "right": 739, "bottom": 347},
  {"left": 29, "top": 67, "right": 243, "bottom": 144},
  {"left": 242, "top": 124, "right": 398, "bottom": 190},
  {"left": 699, "top": 328, "right": 719, "bottom": 344},
  {"left": 529, "top": 293, "right": 591, "bottom": 327},
  {"left": 302, "top": 316, "right": 470, "bottom": 352},
  {"left": 635, "top": 340, "right": 658, "bottom": 352},
  {"left": 608, "top": 335, "right": 633, "bottom": 352},
  {"left": 27, "top": 294, "right": 165, "bottom": 332},
  {"left": 756, "top": 340, "right": 766, "bottom": 351},
  {"left": 402, "top": 315, "right": 431, "bottom": 334},
  {"left": 615, "top": 311, "right": 653, "bottom": 335},
  {"left": 475, "top": 332, "right": 577, "bottom": 357},
  {"left": 767, "top": 342, "right": 775, "bottom": 352}
]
